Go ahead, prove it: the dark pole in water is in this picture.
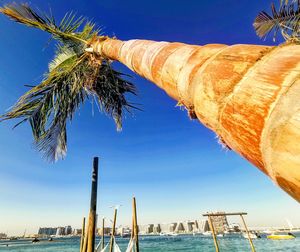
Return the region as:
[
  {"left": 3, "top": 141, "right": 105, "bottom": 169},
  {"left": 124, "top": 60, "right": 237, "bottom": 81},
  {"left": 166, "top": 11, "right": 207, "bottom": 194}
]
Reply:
[
  {"left": 109, "top": 208, "right": 118, "bottom": 252},
  {"left": 80, "top": 217, "right": 86, "bottom": 252},
  {"left": 133, "top": 197, "right": 139, "bottom": 252},
  {"left": 87, "top": 157, "right": 99, "bottom": 252}
]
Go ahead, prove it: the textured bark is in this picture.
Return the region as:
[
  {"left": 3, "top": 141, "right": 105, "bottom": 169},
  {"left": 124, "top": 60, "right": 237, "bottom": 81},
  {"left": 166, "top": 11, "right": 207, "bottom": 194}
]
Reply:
[{"left": 91, "top": 38, "right": 300, "bottom": 202}]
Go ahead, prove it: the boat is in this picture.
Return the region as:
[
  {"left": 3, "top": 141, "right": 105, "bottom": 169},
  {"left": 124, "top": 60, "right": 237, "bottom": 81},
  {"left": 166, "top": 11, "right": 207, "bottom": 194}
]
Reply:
[
  {"left": 267, "top": 232, "right": 296, "bottom": 240},
  {"left": 159, "top": 232, "right": 178, "bottom": 236},
  {"left": 262, "top": 229, "right": 273, "bottom": 234},
  {"left": 121, "top": 233, "right": 131, "bottom": 238},
  {"left": 202, "top": 231, "right": 212, "bottom": 236},
  {"left": 32, "top": 237, "right": 40, "bottom": 243},
  {"left": 242, "top": 232, "right": 260, "bottom": 239},
  {"left": 217, "top": 233, "right": 224, "bottom": 237}
]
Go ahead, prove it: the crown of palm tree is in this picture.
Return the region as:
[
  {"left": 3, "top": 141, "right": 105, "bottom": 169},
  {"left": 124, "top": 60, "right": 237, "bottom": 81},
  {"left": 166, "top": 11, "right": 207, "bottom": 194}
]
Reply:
[
  {"left": 254, "top": 0, "right": 300, "bottom": 42},
  {"left": 0, "top": 3, "right": 137, "bottom": 161}
]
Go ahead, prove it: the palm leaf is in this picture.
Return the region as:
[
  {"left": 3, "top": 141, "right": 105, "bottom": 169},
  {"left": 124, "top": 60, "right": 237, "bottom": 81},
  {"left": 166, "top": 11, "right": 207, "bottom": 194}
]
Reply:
[
  {"left": 0, "top": 3, "right": 86, "bottom": 44},
  {"left": 0, "top": 3, "right": 138, "bottom": 161},
  {"left": 48, "top": 48, "right": 77, "bottom": 72},
  {"left": 0, "top": 52, "right": 137, "bottom": 161},
  {"left": 1, "top": 53, "right": 87, "bottom": 161},
  {"left": 254, "top": 0, "right": 300, "bottom": 41},
  {"left": 92, "top": 62, "right": 137, "bottom": 131}
]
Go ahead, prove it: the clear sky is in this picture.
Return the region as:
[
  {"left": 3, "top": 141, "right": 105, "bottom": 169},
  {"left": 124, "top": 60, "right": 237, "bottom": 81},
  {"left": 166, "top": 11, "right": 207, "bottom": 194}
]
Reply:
[{"left": 0, "top": 0, "right": 300, "bottom": 236}]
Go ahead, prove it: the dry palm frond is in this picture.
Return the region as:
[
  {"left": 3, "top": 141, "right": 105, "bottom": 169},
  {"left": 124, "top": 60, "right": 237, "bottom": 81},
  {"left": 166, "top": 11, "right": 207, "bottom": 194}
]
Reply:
[
  {"left": 0, "top": 3, "right": 86, "bottom": 44},
  {"left": 0, "top": 3, "right": 137, "bottom": 161},
  {"left": 92, "top": 63, "right": 137, "bottom": 130},
  {"left": 254, "top": 0, "right": 300, "bottom": 42}
]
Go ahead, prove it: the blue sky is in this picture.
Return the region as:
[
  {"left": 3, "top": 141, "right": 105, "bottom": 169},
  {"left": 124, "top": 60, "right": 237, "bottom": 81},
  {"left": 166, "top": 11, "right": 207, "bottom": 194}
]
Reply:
[{"left": 0, "top": 0, "right": 300, "bottom": 236}]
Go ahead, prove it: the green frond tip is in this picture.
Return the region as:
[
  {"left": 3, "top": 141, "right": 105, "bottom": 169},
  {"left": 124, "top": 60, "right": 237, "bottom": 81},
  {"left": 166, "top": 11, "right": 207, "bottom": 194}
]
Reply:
[{"left": 254, "top": 0, "right": 300, "bottom": 42}]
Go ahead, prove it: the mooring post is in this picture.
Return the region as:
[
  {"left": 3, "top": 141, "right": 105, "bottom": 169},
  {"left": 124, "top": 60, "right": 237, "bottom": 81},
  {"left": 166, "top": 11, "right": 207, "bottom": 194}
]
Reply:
[
  {"left": 82, "top": 224, "right": 89, "bottom": 252},
  {"left": 86, "top": 157, "right": 99, "bottom": 252},
  {"left": 133, "top": 197, "right": 140, "bottom": 252},
  {"left": 109, "top": 208, "right": 118, "bottom": 252},
  {"left": 102, "top": 218, "right": 105, "bottom": 250},
  {"left": 80, "top": 217, "right": 86, "bottom": 252},
  {"left": 207, "top": 215, "right": 220, "bottom": 252},
  {"left": 131, "top": 215, "right": 134, "bottom": 240},
  {"left": 240, "top": 214, "right": 256, "bottom": 252}
]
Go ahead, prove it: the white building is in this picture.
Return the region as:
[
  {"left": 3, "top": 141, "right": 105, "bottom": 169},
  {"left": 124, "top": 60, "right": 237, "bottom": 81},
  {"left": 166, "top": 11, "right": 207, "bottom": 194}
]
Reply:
[
  {"left": 197, "top": 220, "right": 210, "bottom": 233},
  {"left": 174, "top": 222, "right": 185, "bottom": 233},
  {"left": 160, "top": 223, "right": 177, "bottom": 233},
  {"left": 138, "top": 224, "right": 154, "bottom": 234},
  {"left": 183, "top": 221, "right": 194, "bottom": 233},
  {"left": 64, "top": 226, "right": 72, "bottom": 235},
  {"left": 153, "top": 224, "right": 161, "bottom": 234},
  {"left": 56, "top": 227, "right": 65, "bottom": 236}
]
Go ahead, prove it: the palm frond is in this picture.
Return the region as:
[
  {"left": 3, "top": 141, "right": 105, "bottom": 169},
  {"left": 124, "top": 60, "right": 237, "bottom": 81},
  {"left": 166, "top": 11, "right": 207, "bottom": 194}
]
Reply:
[
  {"left": 1, "top": 52, "right": 88, "bottom": 161},
  {"left": 254, "top": 0, "right": 300, "bottom": 42},
  {"left": 0, "top": 3, "right": 87, "bottom": 45},
  {"left": 48, "top": 47, "right": 77, "bottom": 72},
  {"left": 0, "top": 3, "right": 138, "bottom": 161},
  {"left": 92, "top": 62, "right": 137, "bottom": 131}
]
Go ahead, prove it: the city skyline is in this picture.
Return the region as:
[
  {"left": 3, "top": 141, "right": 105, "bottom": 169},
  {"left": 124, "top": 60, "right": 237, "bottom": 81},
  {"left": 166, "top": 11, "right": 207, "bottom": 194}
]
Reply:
[
  {"left": 2, "top": 213, "right": 300, "bottom": 237},
  {"left": 1, "top": 0, "right": 300, "bottom": 236}
]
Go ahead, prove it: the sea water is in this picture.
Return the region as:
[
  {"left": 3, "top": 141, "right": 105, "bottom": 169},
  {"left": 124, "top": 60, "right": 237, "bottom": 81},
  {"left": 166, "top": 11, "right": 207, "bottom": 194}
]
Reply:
[{"left": 1, "top": 235, "right": 300, "bottom": 252}]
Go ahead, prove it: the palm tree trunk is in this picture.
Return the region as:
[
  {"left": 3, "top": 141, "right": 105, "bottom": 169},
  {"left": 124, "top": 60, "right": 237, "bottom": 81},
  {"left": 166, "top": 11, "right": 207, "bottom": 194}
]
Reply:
[{"left": 90, "top": 38, "right": 300, "bottom": 202}]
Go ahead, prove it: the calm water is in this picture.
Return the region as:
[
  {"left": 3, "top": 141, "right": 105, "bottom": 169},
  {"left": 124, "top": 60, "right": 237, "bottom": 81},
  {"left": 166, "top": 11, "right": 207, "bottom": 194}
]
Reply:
[{"left": 1, "top": 235, "right": 300, "bottom": 252}]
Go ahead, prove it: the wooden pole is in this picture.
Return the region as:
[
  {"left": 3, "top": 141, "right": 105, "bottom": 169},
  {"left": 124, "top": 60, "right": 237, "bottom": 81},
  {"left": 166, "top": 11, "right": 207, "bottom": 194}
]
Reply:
[
  {"left": 86, "top": 157, "right": 99, "bottom": 252},
  {"left": 109, "top": 208, "right": 118, "bottom": 252},
  {"left": 80, "top": 217, "right": 86, "bottom": 252},
  {"left": 133, "top": 197, "right": 139, "bottom": 252},
  {"left": 82, "top": 223, "right": 89, "bottom": 252},
  {"left": 102, "top": 218, "right": 105, "bottom": 250},
  {"left": 131, "top": 215, "right": 134, "bottom": 240},
  {"left": 207, "top": 215, "right": 220, "bottom": 252},
  {"left": 240, "top": 214, "right": 256, "bottom": 252}
]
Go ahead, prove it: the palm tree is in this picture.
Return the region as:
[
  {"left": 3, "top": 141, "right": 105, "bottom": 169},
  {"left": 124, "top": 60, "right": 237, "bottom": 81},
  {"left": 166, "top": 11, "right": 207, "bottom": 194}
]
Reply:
[
  {"left": 1, "top": 3, "right": 300, "bottom": 202},
  {"left": 254, "top": 0, "right": 300, "bottom": 42}
]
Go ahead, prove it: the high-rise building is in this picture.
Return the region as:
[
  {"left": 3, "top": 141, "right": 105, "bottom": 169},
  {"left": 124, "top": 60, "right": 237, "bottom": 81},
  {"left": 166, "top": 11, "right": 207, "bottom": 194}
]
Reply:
[
  {"left": 97, "top": 227, "right": 112, "bottom": 236},
  {"left": 38, "top": 226, "right": 72, "bottom": 236},
  {"left": 138, "top": 224, "right": 154, "bottom": 234},
  {"left": 73, "top": 229, "right": 82, "bottom": 235},
  {"left": 183, "top": 221, "right": 195, "bottom": 233},
  {"left": 197, "top": 220, "right": 210, "bottom": 232},
  {"left": 153, "top": 224, "right": 161, "bottom": 234},
  {"left": 56, "top": 227, "right": 65, "bottom": 236},
  {"left": 38, "top": 227, "right": 57, "bottom": 236},
  {"left": 64, "top": 226, "right": 72, "bottom": 235},
  {"left": 174, "top": 222, "right": 185, "bottom": 233}
]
